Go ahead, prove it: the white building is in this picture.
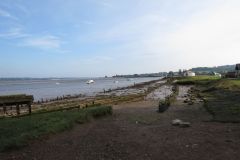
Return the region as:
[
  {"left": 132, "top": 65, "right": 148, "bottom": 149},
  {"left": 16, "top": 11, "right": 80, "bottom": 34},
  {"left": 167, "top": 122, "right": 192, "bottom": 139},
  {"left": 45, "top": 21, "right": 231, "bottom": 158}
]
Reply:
[
  {"left": 183, "top": 70, "right": 196, "bottom": 77},
  {"left": 211, "top": 72, "right": 222, "bottom": 77}
]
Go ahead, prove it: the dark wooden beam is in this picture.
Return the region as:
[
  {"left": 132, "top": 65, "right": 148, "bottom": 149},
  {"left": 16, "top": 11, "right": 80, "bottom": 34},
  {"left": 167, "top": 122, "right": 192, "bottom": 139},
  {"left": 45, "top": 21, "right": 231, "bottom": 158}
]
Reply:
[
  {"left": 16, "top": 104, "right": 20, "bottom": 115},
  {"left": 0, "top": 94, "right": 34, "bottom": 115},
  {"left": 28, "top": 103, "right": 32, "bottom": 114}
]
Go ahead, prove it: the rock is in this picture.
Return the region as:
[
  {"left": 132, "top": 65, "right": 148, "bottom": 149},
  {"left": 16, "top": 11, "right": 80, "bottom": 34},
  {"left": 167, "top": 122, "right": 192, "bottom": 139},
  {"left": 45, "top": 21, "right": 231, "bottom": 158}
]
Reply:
[
  {"left": 172, "top": 119, "right": 182, "bottom": 126},
  {"left": 179, "top": 122, "right": 191, "bottom": 128},
  {"left": 188, "top": 101, "right": 194, "bottom": 105},
  {"left": 172, "top": 119, "right": 191, "bottom": 127},
  {"left": 190, "top": 97, "right": 196, "bottom": 101}
]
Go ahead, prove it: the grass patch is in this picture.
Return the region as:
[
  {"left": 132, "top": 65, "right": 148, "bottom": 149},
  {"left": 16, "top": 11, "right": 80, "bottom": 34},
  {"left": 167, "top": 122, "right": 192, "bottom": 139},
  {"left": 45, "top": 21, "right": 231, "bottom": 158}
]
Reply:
[
  {"left": 204, "top": 99, "right": 240, "bottom": 123},
  {"left": 189, "top": 78, "right": 240, "bottom": 122},
  {"left": 0, "top": 105, "right": 112, "bottom": 152},
  {"left": 176, "top": 75, "right": 220, "bottom": 85},
  {"left": 214, "top": 79, "right": 240, "bottom": 91},
  {"left": 175, "top": 76, "right": 240, "bottom": 122}
]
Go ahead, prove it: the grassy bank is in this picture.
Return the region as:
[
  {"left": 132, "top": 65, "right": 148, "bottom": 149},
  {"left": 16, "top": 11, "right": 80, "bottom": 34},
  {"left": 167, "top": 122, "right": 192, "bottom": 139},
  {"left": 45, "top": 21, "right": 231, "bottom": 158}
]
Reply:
[
  {"left": 176, "top": 75, "right": 220, "bottom": 85},
  {"left": 0, "top": 105, "right": 112, "bottom": 152},
  {"left": 176, "top": 76, "right": 240, "bottom": 122}
]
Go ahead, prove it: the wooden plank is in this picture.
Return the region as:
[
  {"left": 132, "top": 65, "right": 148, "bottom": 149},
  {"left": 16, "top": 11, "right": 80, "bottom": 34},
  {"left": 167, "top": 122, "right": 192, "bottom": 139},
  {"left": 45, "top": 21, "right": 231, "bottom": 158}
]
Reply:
[{"left": 0, "top": 94, "right": 34, "bottom": 105}]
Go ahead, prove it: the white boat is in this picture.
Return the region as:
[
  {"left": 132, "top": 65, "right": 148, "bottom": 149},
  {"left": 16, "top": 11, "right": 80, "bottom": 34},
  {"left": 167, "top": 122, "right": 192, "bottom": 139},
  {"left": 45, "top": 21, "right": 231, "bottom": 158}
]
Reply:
[
  {"left": 55, "top": 82, "right": 60, "bottom": 85},
  {"left": 86, "top": 80, "right": 95, "bottom": 84},
  {"left": 114, "top": 80, "right": 119, "bottom": 84}
]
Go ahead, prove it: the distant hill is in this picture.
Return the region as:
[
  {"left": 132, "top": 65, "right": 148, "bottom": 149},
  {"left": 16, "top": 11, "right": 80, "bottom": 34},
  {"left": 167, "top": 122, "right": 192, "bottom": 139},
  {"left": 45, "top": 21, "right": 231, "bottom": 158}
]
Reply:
[
  {"left": 191, "top": 65, "right": 235, "bottom": 73},
  {"left": 113, "top": 72, "right": 167, "bottom": 78}
]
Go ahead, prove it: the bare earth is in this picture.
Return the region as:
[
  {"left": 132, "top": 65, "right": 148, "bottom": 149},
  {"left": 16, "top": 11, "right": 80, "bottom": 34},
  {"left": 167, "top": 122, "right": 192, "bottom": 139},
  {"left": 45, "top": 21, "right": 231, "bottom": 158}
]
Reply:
[{"left": 1, "top": 87, "right": 240, "bottom": 160}]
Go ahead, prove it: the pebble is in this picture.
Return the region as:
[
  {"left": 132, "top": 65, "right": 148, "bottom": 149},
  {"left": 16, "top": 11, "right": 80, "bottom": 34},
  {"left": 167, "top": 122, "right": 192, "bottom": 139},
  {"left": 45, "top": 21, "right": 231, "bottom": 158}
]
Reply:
[
  {"left": 172, "top": 119, "right": 182, "bottom": 126},
  {"left": 172, "top": 119, "right": 191, "bottom": 127},
  {"left": 179, "top": 122, "right": 191, "bottom": 128}
]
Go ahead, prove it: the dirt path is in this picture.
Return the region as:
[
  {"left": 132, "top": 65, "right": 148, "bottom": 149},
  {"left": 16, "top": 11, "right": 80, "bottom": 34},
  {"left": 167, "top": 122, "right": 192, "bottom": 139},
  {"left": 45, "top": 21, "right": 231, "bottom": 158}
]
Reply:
[{"left": 1, "top": 89, "right": 240, "bottom": 160}]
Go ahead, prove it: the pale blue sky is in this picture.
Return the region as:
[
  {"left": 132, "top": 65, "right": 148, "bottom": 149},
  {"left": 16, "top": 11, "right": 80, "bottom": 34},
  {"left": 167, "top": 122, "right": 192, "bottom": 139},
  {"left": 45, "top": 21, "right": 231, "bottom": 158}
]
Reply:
[{"left": 0, "top": 0, "right": 240, "bottom": 77}]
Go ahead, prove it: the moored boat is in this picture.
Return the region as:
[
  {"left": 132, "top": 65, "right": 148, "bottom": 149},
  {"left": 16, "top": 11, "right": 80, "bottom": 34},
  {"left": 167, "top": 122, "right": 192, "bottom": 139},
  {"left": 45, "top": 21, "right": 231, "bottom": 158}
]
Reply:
[{"left": 86, "top": 80, "right": 95, "bottom": 84}]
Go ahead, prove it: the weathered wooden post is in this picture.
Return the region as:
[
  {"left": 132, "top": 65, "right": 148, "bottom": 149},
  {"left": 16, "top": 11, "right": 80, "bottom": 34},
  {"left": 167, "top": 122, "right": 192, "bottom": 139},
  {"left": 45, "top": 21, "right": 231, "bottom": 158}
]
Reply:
[
  {"left": 28, "top": 103, "right": 32, "bottom": 114},
  {"left": 3, "top": 105, "right": 6, "bottom": 114},
  {"left": 236, "top": 64, "right": 240, "bottom": 77},
  {"left": 16, "top": 104, "right": 20, "bottom": 115}
]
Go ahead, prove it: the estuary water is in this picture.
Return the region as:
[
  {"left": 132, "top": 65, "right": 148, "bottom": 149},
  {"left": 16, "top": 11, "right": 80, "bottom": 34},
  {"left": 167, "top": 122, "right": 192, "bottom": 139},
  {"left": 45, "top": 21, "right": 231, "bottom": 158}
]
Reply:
[{"left": 0, "top": 77, "right": 161, "bottom": 101}]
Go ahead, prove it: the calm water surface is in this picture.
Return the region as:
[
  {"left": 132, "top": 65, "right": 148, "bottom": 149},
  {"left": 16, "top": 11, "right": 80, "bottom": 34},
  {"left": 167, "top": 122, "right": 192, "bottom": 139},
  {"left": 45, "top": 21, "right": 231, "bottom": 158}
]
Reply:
[{"left": 0, "top": 77, "right": 161, "bottom": 101}]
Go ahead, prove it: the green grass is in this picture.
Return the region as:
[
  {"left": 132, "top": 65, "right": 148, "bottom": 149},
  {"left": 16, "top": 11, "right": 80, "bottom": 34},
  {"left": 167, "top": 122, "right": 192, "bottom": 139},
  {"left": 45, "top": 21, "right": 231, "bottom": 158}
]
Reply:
[
  {"left": 176, "top": 75, "right": 220, "bottom": 85},
  {"left": 214, "top": 79, "right": 240, "bottom": 90},
  {"left": 189, "top": 78, "right": 240, "bottom": 122},
  {"left": 175, "top": 76, "right": 240, "bottom": 122},
  {"left": 0, "top": 105, "right": 112, "bottom": 152},
  {"left": 204, "top": 100, "right": 240, "bottom": 122}
]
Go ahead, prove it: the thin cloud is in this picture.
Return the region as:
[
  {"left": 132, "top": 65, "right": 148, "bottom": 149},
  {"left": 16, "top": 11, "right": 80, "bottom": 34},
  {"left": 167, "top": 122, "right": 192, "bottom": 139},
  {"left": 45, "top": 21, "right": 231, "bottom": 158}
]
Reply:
[
  {"left": 102, "top": 2, "right": 112, "bottom": 7},
  {"left": 0, "top": 8, "right": 11, "bottom": 17},
  {"left": 0, "top": 8, "right": 18, "bottom": 20},
  {"left": 0, "top": 28, "right": 29, "bottom": 39},
  {"left": 101, "top": 0, "right": 113, "bottom": 8},
  {"left": 83, "top": 13, "right": 167, "bottom": 43},
  {"left": 21, "top": 35, "right": 62, "bottom": 50},
  {"left": 14, "top": 4, "right": 30, "bottom": 15}
]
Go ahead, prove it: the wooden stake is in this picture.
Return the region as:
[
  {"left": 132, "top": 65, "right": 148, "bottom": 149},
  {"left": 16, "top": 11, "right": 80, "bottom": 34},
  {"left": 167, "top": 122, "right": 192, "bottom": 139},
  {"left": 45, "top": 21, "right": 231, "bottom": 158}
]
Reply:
[
  {"left": 3, "top": 106, "right": 6, "bottom": 114},
  {"left": 16, "top": 104, "right": 20, "bottom": 115},
  {"left": 28, "top": 103, "right": 32, "bottom": 114}
]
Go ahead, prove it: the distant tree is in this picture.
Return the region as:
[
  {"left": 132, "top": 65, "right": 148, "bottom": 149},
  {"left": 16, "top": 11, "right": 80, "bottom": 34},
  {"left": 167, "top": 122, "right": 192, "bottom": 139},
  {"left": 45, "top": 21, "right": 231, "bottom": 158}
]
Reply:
[
  {"left": 168, "top": 71, "right": 174, "bottom": 77},
  {"left": 178, "top": 69, "right": 182, "bottom": 76},
  {"left": 191, "top": 65, "right": 235, "bottom": 74}
]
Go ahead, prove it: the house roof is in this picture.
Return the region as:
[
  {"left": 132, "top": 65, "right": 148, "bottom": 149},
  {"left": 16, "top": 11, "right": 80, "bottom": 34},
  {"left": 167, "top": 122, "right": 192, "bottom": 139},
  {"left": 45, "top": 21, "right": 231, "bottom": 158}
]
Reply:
[{"left": 236, "top": 64, "right": 240, "bottom": 70}]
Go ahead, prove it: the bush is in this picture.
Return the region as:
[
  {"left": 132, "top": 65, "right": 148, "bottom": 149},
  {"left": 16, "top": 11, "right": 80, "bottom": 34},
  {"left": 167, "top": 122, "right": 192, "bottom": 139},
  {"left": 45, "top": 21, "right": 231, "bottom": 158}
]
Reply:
[{"left": 158, "top": 99, "right": 170, "bottom": 112}]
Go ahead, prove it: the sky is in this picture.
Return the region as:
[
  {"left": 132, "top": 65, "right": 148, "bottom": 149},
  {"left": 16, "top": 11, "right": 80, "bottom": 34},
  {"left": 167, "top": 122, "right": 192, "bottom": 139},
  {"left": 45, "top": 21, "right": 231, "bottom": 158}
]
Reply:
[{"left": 0, "top": 0, "right": 240, "bottom": 77}]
